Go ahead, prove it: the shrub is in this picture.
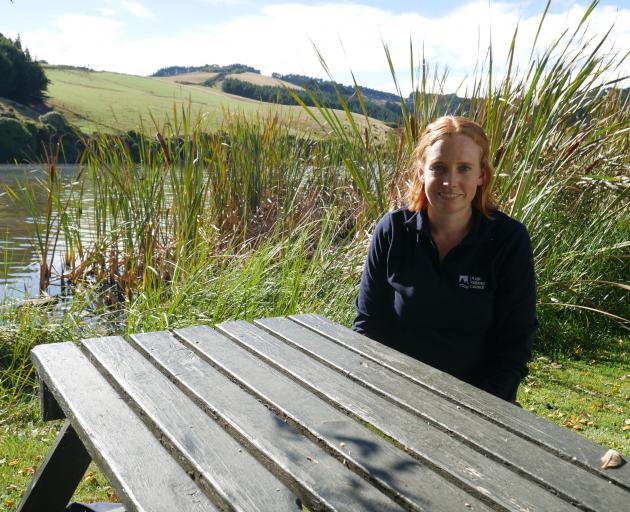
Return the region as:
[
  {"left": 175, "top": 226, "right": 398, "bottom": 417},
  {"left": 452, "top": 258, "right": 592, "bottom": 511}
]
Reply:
[
  {"left": 39, "top": 111, "right": 69, "bottom": 132},
  {"left": 0, "top": 116, "right": 35, "bottom": 161}
]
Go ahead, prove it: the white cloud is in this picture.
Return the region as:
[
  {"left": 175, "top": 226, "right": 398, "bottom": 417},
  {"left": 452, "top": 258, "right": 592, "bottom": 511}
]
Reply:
[
  {"left": 96, "top": 8, "right": 117, "bottom": 17},
  {"left": 22, "top": 15, "right": 125, "bottom": 69},
  {"left": 199, "top": 0, "right": 249, "bottom": 4},
  {"left": 121, "top": 1, "right": 154, "bottom": 19},
  {"left": 18, "top": 2, "right": 630, "bottom": 93}
]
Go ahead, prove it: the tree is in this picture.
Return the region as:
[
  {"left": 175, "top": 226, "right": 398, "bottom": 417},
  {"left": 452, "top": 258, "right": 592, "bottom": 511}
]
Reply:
[
  {"left": 0, "top": 51, "right": 16, "bottom": 97},
  {"left": 0, "top": 32, "right": 49, "bottom": 103}
]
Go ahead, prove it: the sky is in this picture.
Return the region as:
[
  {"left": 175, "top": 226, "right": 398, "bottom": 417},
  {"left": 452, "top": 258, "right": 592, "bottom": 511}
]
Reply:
[{"left": 2, "top": 1, "right": 629, "bottom": 94}]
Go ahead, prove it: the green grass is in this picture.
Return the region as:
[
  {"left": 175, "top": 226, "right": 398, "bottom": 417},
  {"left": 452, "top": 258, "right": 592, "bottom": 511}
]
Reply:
[
  {"left": 519, "top": 349, "right": 630, "bottom": 454},
  {"left": 45, "top": 67, "right": 261, "bottom": 133},
  {"left": 0, "top": 400, "right": 115, "bottom": 510},
  {"left": 43, "top": 67, "right": 386, "bottom": 135}
]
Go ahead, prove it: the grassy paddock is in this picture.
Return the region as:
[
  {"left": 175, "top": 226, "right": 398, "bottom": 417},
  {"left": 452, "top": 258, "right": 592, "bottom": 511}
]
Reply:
[
  {"left": 42, "top": 67, "right": 387, "bottom": 135},
  {"left": 1, "top": 1, "right": 628, "bottom": 508}
]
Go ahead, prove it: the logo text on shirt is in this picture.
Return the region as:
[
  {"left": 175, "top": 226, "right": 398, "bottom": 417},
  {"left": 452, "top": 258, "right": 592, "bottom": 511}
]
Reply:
[{"left": 458, "top": 275, "right": 486, "bottom": 290}]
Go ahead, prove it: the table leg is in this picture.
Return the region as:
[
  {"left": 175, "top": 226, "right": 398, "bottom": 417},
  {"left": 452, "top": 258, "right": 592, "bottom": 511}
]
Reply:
[{"left": 17, "top": 420, "right": 92, "bottom": 512}]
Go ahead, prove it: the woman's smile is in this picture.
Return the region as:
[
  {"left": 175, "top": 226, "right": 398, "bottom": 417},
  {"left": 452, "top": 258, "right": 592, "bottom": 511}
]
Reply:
[{"left": 438, "top": 191, "right": 464, "bottom": 199}]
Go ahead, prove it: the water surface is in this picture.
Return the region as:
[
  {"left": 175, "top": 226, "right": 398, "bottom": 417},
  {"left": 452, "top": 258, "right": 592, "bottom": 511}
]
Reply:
[{"left": 0, "top": 164, "right": 88, "bottom": 301}]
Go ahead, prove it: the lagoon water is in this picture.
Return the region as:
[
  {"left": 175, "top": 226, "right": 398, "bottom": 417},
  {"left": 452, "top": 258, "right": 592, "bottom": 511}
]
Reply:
[{"left": 0, "top": 164, "right": 89, "bottom": 301}]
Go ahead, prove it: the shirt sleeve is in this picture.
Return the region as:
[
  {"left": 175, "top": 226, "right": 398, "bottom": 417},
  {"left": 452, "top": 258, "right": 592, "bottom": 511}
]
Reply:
[
  {"left": 352, "top": 214, "right": 394, "bottom": 343},
  {"left": 475, "top": 222, "right": 538, "bottom": 401}
]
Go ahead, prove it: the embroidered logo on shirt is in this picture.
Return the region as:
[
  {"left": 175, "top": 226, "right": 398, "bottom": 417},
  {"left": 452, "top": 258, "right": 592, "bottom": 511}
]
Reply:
[{"left": 459, "top": 275, "right": 486, "bottom": 290}]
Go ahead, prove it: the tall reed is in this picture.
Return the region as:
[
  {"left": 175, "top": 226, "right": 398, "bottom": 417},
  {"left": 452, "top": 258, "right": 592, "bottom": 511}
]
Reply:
[
  {"left": 293, "top": 0, "right": 629, "bottom": 341},
  {"left": 2, "top": 1, "right": 627, "bottom": 404}
]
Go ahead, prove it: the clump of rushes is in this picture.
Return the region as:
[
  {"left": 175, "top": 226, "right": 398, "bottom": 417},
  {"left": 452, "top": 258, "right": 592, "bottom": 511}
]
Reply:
[
  {"left": 294, "top": 0, "right": 629, "bottom": 352},
  {"left": 1, "top": 0, "right": 627, "bottom": 407},
  {"left": 22, "top": 106, "right": 361, "bottom": 305}
]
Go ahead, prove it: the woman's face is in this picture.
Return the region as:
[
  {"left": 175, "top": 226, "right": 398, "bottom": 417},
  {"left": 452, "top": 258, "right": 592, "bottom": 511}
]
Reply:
[{"left": 419, "top": 133, "right": 485, "bottom": 218}]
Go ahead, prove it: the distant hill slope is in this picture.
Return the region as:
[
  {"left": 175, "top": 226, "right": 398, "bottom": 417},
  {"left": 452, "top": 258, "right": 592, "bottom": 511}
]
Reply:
[
  {"left": 151, "top": 63, "right": 258, "bottom": 77},
  {"left": 42, "top": 66, "right": 386, "bottom": 135},
  {"left": 155, "top": 71, "right": 300, "bottom": 90},
  {"left": 153, "top": 71, "right": 220, "bottom": 85},
  {"left": 151, "top": 66, "right": 472, "bottom": 125}
]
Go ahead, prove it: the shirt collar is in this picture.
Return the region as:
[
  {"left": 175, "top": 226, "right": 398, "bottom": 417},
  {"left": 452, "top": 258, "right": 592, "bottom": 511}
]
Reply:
[{"left": 404, "top": 208, "right": 493, "bottom": 245}]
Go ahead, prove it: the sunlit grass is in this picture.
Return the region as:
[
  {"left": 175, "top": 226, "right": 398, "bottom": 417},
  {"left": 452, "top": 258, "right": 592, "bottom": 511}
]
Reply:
[
  {"left": 520, "top": 350, "right": 630, "bottom": 454},
  {"left": 43, "top": 67, "right": 386, "bottom": 136}
]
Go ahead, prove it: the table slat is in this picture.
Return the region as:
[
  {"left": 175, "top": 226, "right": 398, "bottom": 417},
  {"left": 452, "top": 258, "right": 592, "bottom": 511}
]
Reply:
[
  {"left": 130, "top": 330, "right": 407, "bottom": 512},
  {"left": 175, "top": 325, "right": 493, "bottom": 512},
  {"left": 290, "top": 313, "right": 630, "bottom": 490},
  {"left": 30, "top": 342, "right": 217, "bottom": 512},
  {"left": 82, "top": 335, "right": 300, "bottom": 512},
  {"left": 216, "top": 320, "right": 582, "bottom": 512},
  {"left": 256, "top": 316, "right": 630, "bottom": 512}
]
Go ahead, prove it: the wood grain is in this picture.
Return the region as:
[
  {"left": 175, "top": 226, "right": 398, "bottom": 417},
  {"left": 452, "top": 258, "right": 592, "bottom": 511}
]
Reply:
[
  {"left": 289, "top": 313, "right": 630, "bottom": 491},
  {"left": 30, "top": 342, "right": 217, "bottom": 512},
  {"left": 256, "top": 315, "right": 630, "bottom": 512},
  {"left": 82, "top": 335, "right": 300, "bottom": 512},
  {"left": 174, "top": 326, "right": 495, "bottom": 512},
  {"left": 131, "top": 330, "right": 406, "bottom": 512},
  {"left": 215, "top": 320, "right": 583, "bottom": 512}
]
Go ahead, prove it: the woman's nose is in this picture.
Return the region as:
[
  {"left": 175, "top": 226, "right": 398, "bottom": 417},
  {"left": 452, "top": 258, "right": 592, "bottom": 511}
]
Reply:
[{"left": 442, "top": 170, "right": 455, "bottom": 186}]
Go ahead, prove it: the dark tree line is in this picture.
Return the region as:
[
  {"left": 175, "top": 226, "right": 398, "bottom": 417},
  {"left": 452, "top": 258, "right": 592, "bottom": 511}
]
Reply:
[
  {"left": 274, "top": 73, "right": 473, "bottom": 117},
  {"left": 0, "top": 33, "right": 49, "bottom": 103},
  {"left": 272, "top": 73, "right": 401, "bottom": 104},
  {"left": 222, "top": 78, "right": 403, "bottom": 125}
]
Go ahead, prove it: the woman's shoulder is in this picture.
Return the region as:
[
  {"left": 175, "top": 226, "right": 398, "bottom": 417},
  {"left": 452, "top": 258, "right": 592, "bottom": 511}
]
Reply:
[
  {"left": 485, "top": 210, "right": 533, "bottom": 251},
  {"left": 375, "top": 207, "right": 417, "bottom": 233},
  {"left": 488, "top": 210, "right": 530, "bottom": 235}
]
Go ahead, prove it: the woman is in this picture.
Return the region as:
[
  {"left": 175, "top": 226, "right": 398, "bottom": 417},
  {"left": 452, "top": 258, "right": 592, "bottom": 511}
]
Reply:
[{"left": 352, "top": 116, "right": 537, "bottom": 402}]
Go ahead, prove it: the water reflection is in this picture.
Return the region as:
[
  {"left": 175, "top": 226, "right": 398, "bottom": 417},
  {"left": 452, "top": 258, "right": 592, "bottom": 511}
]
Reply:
[{"left": 0, "top": 164, "right": 88, "bottom": 301}]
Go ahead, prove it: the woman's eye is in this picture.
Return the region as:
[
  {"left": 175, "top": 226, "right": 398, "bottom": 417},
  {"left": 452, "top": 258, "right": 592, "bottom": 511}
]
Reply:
[
  {"left": 430, "top": 165, "right": 446, "bottom": 173},
  {"left": 459, "top": 166, "right": 471, "bottom": 172}
]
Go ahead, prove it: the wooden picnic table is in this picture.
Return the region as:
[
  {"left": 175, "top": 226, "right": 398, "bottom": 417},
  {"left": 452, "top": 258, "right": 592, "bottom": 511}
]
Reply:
[{"left": 18, "top": 314, "right": 630, "bottom": 512}]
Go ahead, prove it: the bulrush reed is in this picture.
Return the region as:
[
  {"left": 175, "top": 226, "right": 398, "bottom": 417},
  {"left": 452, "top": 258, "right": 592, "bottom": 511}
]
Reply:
[
  {"left": 293, "top": 0, "right": 629, "bottom": 352},
  {"left": 1, "top": 0, "right": 627, "bottom": 407}
]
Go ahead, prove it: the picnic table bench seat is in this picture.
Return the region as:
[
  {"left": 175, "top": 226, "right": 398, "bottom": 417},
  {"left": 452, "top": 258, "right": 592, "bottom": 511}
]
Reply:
[{"left": 18, "top": 314, "right": 630, "bottom": 512}]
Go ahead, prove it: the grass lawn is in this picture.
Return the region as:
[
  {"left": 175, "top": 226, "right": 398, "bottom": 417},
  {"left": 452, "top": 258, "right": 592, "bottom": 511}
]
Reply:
[
  {"left": 0, "top": 401, "right": 114, "bottom": 510},
  {"left": 518, "top": 347, "right": 630, "bottom": 454},
  {"left": 2, "top": 344, "right": 627, "bottom": 510}
]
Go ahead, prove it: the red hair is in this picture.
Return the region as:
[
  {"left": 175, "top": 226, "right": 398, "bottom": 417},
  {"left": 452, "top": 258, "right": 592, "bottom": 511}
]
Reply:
[{"left": 407, "top": 116, "right": 497, "bottom": 217}]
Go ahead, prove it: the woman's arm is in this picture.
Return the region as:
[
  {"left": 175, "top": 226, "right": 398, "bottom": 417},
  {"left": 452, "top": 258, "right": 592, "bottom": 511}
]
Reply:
[
  {"left": 476, "top": 222, "right": 538, "bottom": 401},
  {"left": 352, "top": 214, "right": 394, "bottom": 343}
]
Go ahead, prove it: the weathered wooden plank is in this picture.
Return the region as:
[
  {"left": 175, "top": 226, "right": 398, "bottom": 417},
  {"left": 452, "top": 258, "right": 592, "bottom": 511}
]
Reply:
[
  {"left": 82, "top": 335, "right": 300, "bottom": 512},
  {"left": 215, "top": 320, "right": 588, "bottom": 512},
  {"left": 30, "top": 342, "right": 217, "bottom": 512},
  {"left": 290, "top": 313, "right": 630, "bottom": 490},
  {"left": 175, "top": 325, "right": 493, "bottom": 512},
  {"left": 17, "top": 421, "right": 91, "bottom": 512},
  {"left": 129, "top": 330, "right": 406, "bottom": 512},
  {"left": 257, "top": 316, "right": 630, "bottom": 512}
]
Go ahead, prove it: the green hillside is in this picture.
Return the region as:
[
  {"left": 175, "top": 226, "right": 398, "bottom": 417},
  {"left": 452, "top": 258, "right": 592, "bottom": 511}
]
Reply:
[{"left": 43, "top": 66, "right": 386, "bottom": 135}]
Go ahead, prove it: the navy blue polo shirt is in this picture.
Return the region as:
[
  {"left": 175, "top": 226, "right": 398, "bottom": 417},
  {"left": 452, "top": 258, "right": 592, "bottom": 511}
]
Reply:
[{"left": 352, "top": 207, "right": 537, "bottom": 401}]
